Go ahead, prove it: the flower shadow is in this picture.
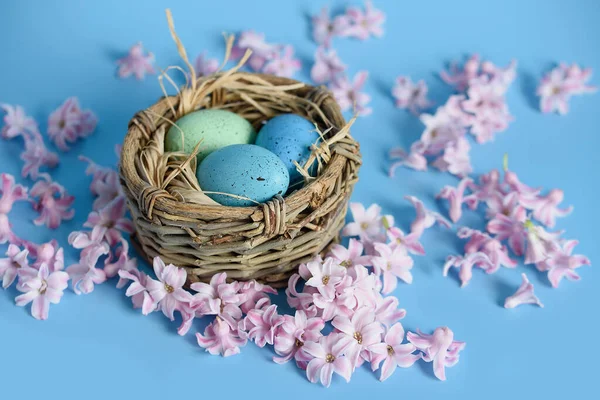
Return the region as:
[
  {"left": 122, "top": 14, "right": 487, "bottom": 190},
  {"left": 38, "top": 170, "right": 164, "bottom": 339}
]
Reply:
[
  {"left": 520, "top": 71, "right": 540, "bottom": 112},
  {"left": 490, "top": 276, "right": 516, "bottom": 307}
]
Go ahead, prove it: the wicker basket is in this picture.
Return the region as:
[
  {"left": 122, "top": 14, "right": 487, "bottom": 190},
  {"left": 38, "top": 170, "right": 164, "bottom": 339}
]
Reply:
[{"left": 119, "top": 14, "right": 361, "bottom": 288}]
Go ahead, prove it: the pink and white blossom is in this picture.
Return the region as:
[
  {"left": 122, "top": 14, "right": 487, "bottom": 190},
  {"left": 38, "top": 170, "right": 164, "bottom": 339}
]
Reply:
[
  {"left": 504, "top": 273, "right": 544, "bottom": 309},
  {"left": 116, "top": 42, "right": 155, "bottom": 80},
  {"left": 194, "top": 52, "right": 219, "bottom": 77},
  {"left": 66, "top": 243, "right": 109, "bottom": 295},
  {"left": 305, "top": 257, "right": 347, "bottom": 300},
  {"left": 79, "top": 156, "right": 122, "bottom": 210},
  {"left": 370, "top": 322, "right": 419, "bottom": 381},
  {"left": 262, "top": 45, "right": 301, "bottom": 78},
  {"left": 311, "top": 47, "right": 346, "bottom": 84},
  {"left": 519, "top": 189, "right": 573, "bottom": 228},
  {"left": 311, "top": 7, "right": 352, "bottom": 47},
  {"left": 329, "top": 71, "right": 372, "bottom": 116},
  {"left": 232, "top": 31, "right": 280, "bottom": 71},
  {"left": 458, "top": 228, "right": 517, "bottom": 273},
  {"left": 84, "top": 196, "right": 134, "bottom": 246},
  {"left": 374, "top": 295, "right": 406, "bottom": 327},
  {"left": 145, "top": 257, "right": 193, "bottom": 320},
  {"left": 487, "top": 212, "right": 527, "bottom": 256},
  {"left": 328, "top": 238, "right": 371, "bottom": 269},
  {"left": 15, "top": 263, "right": 69, "bottom": 320},
  {"left": 432, "top": 137, "right": 473, "bottom": 177},
  {"left": 196, "top": 317, "right": 247, "bottom": 357},
  {"left": 442, "top": 252, "right": 494, "bottom": 287},
  {"left": 539, "top": 240, "right": 590, "bottom": 288},
  {"left": 342, "top": 202, "right": 383, "bottom": 240},
  {"left": 239, "top": 301, "right": 283, "bottom": 347},
  {"left": 345, "top": 1, "right": 386, "bottom": 40},
  {"left": 238, "top": 280, "right": 277, "bottom": 314},
  {"left": 0, "top": 244, "right": 29, "bottom": 288},
  {"left": 0, "top": 173, "right": 28, "bottom": 244},
  {"left": 441, "top": 54, "right": 481, "bottom": 91},
  {"left": 437, "top": 177, "right": 478, "bottom": 223},
  {"left": 1, "top": 104, "right": 38, "bottom": 139},
  {"left": 20, "top": 133, "right": 59, "bottom": 180},
  {"left": 118, "top": 268, "right": 155, "bottom": 312},
  {"left": 47, "top": 97, "right": 97, "bottom": 151},
  {"left": 190, "top": 272, "right": 244, "bottom": 327},
  {"left": 388, "top": 145, "right": 428, "bottom": 176},
  {"left": 407, "top": 327, "right": 466, "bottom": 381},
  {"left": 405, "top": 195, "right": 451, "bottom": 237},
  {"left": 392, "top": 76, "right": 433, "bottom": 115},
  {"left": 30, "top": 179, "right": 75, "bottom": 229},
  {"left": 386, "top": 227, "right": 425, "bottom": 256},
  {"left": 537, "top": 63, "right": 597, "bottom": 114},
  {"left": 303, "top": 333, "right": 353, "bottom": 387},
  {"left": 371, "top": 243, "right": 414, "bottom": 293},
  {"left": 332, "top": 307, "right": 384, "bottom": 366},
  {"left": 273, "top": 310, "right": 324, "bottom": 368},
  {"left": 523, "top": 221, "right": 561, "bottom": 265}
]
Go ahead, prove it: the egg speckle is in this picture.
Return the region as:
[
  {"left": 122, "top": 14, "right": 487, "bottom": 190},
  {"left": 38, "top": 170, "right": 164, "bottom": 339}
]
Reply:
[
  {"left": 255, "top": 114, "right": 320, "bottom": 184},
  {"left": 165, "top": 109, "right": 256, "bottom": 162},
  {"left": 197, "top": 144, "right": 290, "bottom": 207}
]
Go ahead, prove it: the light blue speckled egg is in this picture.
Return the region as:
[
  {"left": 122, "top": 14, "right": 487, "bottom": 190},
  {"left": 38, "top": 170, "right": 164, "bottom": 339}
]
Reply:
[
  {"left": 255, "top": 114, "right": 320, "bottom": 185},
  {"left": 197, "top": 144, "right": 290, "bottom": 207}
]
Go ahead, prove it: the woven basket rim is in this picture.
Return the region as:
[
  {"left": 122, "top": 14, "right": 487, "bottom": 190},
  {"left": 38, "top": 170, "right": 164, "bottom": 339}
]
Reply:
[{"left": 121, "top": 72, "right": 350, "bottom": 219}]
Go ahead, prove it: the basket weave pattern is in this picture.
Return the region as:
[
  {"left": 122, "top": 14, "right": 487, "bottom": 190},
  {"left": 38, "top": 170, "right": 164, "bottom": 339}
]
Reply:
[{"left": 120, "top": 72, "right": 361, "bottom": 287}]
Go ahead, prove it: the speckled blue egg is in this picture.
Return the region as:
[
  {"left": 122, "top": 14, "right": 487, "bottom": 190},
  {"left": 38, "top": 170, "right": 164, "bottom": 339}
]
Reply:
[
  {"left": 255, "top": 114, "right": 320, "bottom": 185},
  {"left": 197, "top": 144, "right": 290, "bottom": 207}
]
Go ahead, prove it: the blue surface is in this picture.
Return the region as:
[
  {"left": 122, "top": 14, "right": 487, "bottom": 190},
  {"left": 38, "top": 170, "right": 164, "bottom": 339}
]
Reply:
[{"left": 1, "top": 1, "right": 599, "bottom": 399}]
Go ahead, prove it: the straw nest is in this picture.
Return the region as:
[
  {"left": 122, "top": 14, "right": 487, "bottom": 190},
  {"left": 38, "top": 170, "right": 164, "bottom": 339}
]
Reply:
[{"left": 119, "top": 11, "right": 361, "bottom": 287}]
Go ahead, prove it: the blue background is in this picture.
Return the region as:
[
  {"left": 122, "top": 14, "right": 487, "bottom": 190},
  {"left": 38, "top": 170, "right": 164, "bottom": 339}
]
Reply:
[{"left": 1, "top": 1, "right": 599, "bottom": 399}]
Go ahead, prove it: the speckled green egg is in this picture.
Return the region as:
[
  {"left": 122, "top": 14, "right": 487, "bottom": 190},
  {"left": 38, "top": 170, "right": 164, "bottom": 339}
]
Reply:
[
  {"left": 197, "top": 144, "right": 290, "bottom": 207},
  {"left": 164, "top": 109, "right": 256, "bottom": 162}
]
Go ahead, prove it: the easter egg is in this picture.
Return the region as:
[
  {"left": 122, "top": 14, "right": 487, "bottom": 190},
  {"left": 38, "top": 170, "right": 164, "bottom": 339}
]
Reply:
[
  {"left": 255, "top": 114, "right": 320, "bottom": 185},
  {"left": 197, "top": 144, "right": 290, "bottom": 207},
  {"left": 164, "top": 109, "right": 256, "bottom": 162}
]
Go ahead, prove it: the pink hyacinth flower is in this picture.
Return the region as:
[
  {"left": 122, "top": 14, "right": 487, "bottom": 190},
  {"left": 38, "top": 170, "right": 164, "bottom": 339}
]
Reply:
[
  {"left": 437, "top": 177, "right": 478, "bottom": 223},
  {"left": 145, "top": 257, "right": 194, "bottom": 320},
  {"left": 118, "top": 268, "right": 156, "bottom": 313},
  {"left": 196, "top": 317, "right": 247, "bottom": 357},
  {"left": 504, "top": 273, "right": 544, "bottom": 309},
  {"left": 20, "top": 133, "right": 59, "bottom": 180},
  {"left": 524, "top": 221, "right": 561, "bottom": 265},
  {"left": 405, "top": 195, "right": 451, "bottom": 238},
  {"left": 0, "top": 173, "right": 28, "bottom": 244},
  {"left": 239, "top": 300, "right": 283, "bottom": 348},
  {"left": 541, "top": 240, "right": 590, "bottom": 288},
  {"left": 311, "top": 7, "right": 352, "bottom": 48},
  {"left": 79, "top": 156, "right": 122, "bottom": 210},
  {"left": 262, "top": 45, "right": 301, "bottom": 78},
  {"left": 482, "top": 59, "right": 518, "bottom": 90},
  {"left": 485, "top": 191, "right": 525, "bottom": 220},
  {"left": 232, "top": 30, "right": 280, "bottom": 71},
  {"left": 47, "top": 97, "right": 97, "bottom": 151},
  {"left": 371, "top": 243, "right": 414, "bottom": 293},
  {"left": 392, "top": 76, "right": 433, "bottom": 115},
  {"left": 443, "top": 252, "right": 494, "bottom": 287},
  {"left": 432, "top": 137, "right": 473, "bottom": 177},
  {"left": 487, "top": 211, "right": 527, "bottom": 256},
  {"left": 22, "top": 240, "right": 63, "bottom": 272},
  {"left": 374, "top": 294, "right": 406, "bottom": 327},
  {"left": 345, "top": 0, "right": 386, "bottom": 40},
  {"left": 304, "top": 333, "right": 353, "bottom": 387},
  {"left": 238, "top": 280, "right": 277, "bottom": 314},
  {"left": 458, "top": 228, "right": 517, "bottom": 273},
  {"left": 30, "top": 179, "right": 75, "bottom": 229},
  {"left": 311, "top": 47, "right": 346, "bottom": 84},
  {"left": 332, "top": 307, "right": 384, "bottom": 367},
  {"left": 66, "top": 243, "right": 109, "bottom": 295},
  {"left": 84, "top": 196, "right": 134, "bottom": 246},
  {"left": 537, "top": 64, "right": 596, "bottom": 114},
  {"left": 370, "top": 322, "right": 419, "bottom": 381},
  {"left": 503, "top": 170, "right": 541, "bottom": 200},
  {"left": 116, "top": 42, "right": 155, "bottom": 80},
  {"left": 440, "top": 54, "right": 481, "bottom": 92},
  {"left": 407, "top": 327, "right": 466, "bottom": 381},
  {"left": 388, "top": 145, "right": 428, "bottom": 176},
  {"left": 104, "top": 239, "right": 138, "bottom": 282},
  {"left": 342, "top": 202, "right": 384, "bottom": 241},
  {"left": 273, "top": 310, "right": 324, "bottom": 368},
  {"left": 305, "top": 257, "right": 347, "bottom": 300},
  {"left": 328, "top": 238, "right": 372, "bottom": 268},
  {"left": 194, "top": 52, "right": 219, "bottom": 77},
  {"left": 473, "top": 168, "right": 502, "bottom": 201},
  {"left": 386, "top": 227, "right": 425, "bottom": 256},
  {"left": 1, "top": 104, "right": 38, "bottom": 139},
  {"left": 0, "top": 244, "right": 29, "bottom": 288},
  {"left": 519, "top": 189, "right": 573, "bottom": 228},
  {"left": 329, "top": 71, "right": 372, "bottom": 116},
  {"left": 190, "top": 272, "right": 244, "bottom": 327},
  {"left": 15, "top": 263, "right": 69, "bottom": 320}
]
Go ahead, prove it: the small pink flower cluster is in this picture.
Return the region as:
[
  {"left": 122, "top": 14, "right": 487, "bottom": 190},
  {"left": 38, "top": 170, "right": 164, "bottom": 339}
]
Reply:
[
  {"left": 437, "top": 164, "right": 590, "bottom": 305},
  {"left": 116, "top": 42, "right": 156, "bottom": 80},
  {"left": 230, "top": 31, "right": 301, "bottom": 78},
  {"left": 1, "top": 240, "right": 69, "bottom": 320},
  {"left": 66, "top": 154, "right": 134, "bottom": 296},
  {"left": 389, "top": 55, "right": 517, "bottom": 178},
  {"left": 30, "top": 178, "right": 75, "bottom": 229},
  {"left": 537, "top": 63, "right": 597, "bottom": 114},
  {"left": 47, "top": 97, "right": 97, "bottom": 152},
  {"left": 392, "top": 76, "right": 433, "bottom": 116},
  {"left": 0, "top": 174, "right": 28, "bottom": 244}
]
